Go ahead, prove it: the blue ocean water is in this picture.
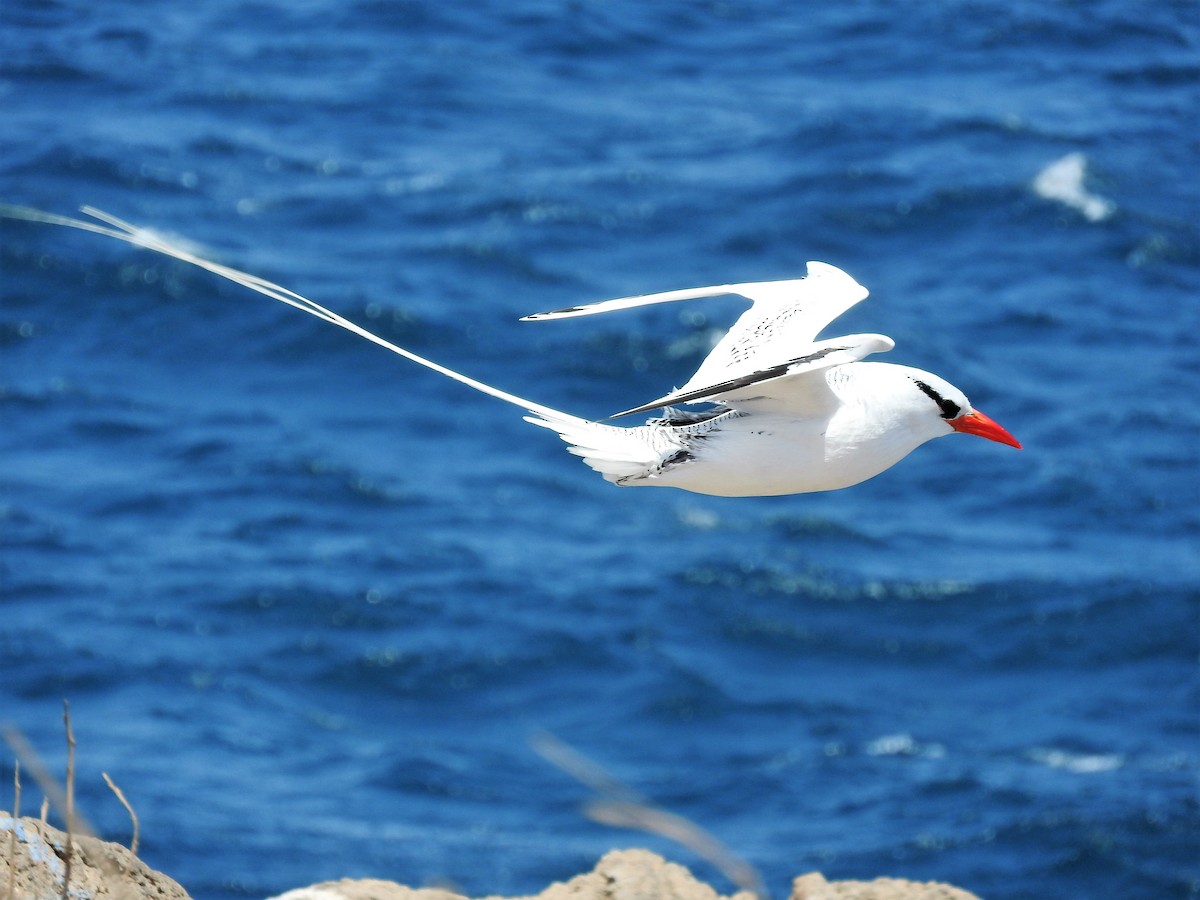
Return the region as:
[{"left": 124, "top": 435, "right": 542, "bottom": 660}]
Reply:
[{"left": 1, "top": 1, "right": 1197, "bottom": 898}]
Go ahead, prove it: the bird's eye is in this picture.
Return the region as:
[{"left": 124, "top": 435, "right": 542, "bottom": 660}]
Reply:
[{"left": 913, "top": 379, "right": 962, "bottom": 420}]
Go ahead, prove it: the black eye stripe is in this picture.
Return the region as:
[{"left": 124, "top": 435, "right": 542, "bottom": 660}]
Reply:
[{"left": 913, "top": 379, "right": 962, "bottom": 420}]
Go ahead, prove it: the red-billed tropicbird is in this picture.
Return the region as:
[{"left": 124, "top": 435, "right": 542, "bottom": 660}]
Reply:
[{"left": 1, "top": 205, "right": 1021, "bottom": 497}]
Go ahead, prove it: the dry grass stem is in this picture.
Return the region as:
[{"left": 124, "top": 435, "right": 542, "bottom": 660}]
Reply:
[
  {"left": 61, "top": 701, "right": 76, "bottom": 900},
  {"left": 6, "top": 705, "right": 108, "bottom": 900},
  {"left": 5, "top": 760, "right": 19, "bottom": 900},
  {"left": 1, "top": 727, "right": 72, "bottom": 833},
  {"left": 102, "top": 773, "right": 139, "bottom": 854},
  {"left": 4, "top": 714, "right": 131, "bottom": 899},
  {"left": 531, "top": 731, "right": 769, "bottom": 900},
  {"left": 530, "top": 732, "right": 641, "bottom": 804}
]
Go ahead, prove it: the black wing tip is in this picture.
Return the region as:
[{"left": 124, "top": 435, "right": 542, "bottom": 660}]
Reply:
[
  {"left": 520, "top": 306, "right": 585, "bottom": 321},
  {"left": 603, "top": 403, "right": 663, "bottom": 421}
]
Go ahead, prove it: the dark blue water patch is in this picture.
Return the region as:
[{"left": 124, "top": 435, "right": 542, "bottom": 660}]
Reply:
[
  {"left": 0, "top": 53, "right": 94, "bottom": 85},
  {"left": 0, "top": 504, "right": 78, "bottom": 560},
  {"left": 677, "top": 563, "right": 1199, "bottom": 674},
  {"left": 1109, "top": 60, "right": 1200, "bottom": 87}
]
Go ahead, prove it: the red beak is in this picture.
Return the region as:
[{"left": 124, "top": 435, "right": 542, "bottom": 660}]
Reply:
[{"left": 950, "top": 410, "right": 1022, "bottom": 449}]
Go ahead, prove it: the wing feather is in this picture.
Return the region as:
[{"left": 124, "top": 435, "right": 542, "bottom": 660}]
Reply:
[
  {"left": 525, "top": 262, "right": 872, "bottom": 406},
  {"left": 609, "top": 333, "right": 893, "bottom": 419},
  {"left": 522, "top": 263, "right": 866, "bottom": 341},
  {"left": 520, "top": 282, "right": 777, "bottom": 321},
  {"left": 677, "top": 262, "right": 869, "bottom": 393}
]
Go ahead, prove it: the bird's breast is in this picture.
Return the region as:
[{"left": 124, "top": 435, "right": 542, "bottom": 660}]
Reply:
[{"left": 647, "top": 408, "right": 932, "bottom": 497}]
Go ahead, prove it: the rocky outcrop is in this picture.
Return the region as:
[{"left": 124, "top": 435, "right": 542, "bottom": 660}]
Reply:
[
  {"left": 791, "top": 871, "right": 983, "bottom": 900},
  {"left": 268, "top": 849, "right": 753, "bottom": 900},
  {"left": 1, "top": 812, "right": 191, "bottom": 900},
  {"left": 268, "top": 849, "right": 983, "bottom": 900},
  {"left": 3, "top": 812, "right": 981, "bottom": 900}
]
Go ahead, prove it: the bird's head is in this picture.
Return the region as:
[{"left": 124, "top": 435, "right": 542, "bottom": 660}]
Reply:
[{"left": 902, "top": 369, "right": 1022, "bottom": 449}]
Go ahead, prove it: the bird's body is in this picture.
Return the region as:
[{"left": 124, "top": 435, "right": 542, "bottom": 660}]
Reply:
[
  {"left": 519, "top": 260, "right": 1019, "bottom": 495},
  {"left": 0, "top": 204, "right": 1021, "bottom": 497},
  {"left": 526, "top": 363, "right": 977, "bottom": 497}
]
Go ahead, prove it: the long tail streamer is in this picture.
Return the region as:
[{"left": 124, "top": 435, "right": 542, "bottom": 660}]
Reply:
[{"left": 0, "top": 204, "right": 573, "bottom": 421}]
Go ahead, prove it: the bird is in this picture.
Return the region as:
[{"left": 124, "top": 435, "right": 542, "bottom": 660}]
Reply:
[{"left": 1, "top": 204, "right": 1020, "bottom": 497}]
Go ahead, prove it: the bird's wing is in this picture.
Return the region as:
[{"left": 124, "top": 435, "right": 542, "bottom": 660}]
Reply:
[
  {"left": 521, "top": 282, "right": 763, "bottom": 320},
  {"left": 525, "top": 262, "right": 871, "bottom": 408},
  {"left": 521, "top": 261, "right": 866, "bottom": 328},
  {"left": 609, "top": 333, "right": 894, "bottom": 419},
  {"left": 675, "top": 262, "right": 870, "bottom": 395}
]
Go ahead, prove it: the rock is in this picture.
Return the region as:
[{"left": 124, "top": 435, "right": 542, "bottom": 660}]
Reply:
[
  {"left": 268, "top": 849, "right": 753, "bottom": 897},
  {"left": 269, "top": 881, "right": 465, "bottom": 900},
  {"left": 531, "top": 848, "right": 758, "bottom": 900},
  {"left": 791, "top": 871, "right": 982, "bottom": 900},
  {"left": 268, "top": 849, "right": 982, "bottom": 900},
  {"left": 3, "top": 811, "right": 982, "bottom": 900},
  {"left": 1, "top": 811, "right": 192, "bottom": 900},
  {"left": 268, "top": 849, "right": 757, "bottom": 900}
]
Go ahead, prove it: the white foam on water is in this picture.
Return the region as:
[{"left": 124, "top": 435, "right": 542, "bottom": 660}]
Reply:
[
  {"left": 1033, "top": 152, "right": 1116, "bottom": 222},
  {"left": 1029, "top": 747, "right": 1125, "bottom": 774}
]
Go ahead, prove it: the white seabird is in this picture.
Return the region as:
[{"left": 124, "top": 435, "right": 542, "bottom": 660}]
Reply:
[{"left": 1, "top": 205, "right": 1021, "bottom": 497}]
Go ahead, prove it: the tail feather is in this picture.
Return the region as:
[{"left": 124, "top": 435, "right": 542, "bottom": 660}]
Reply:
[
  {"left": 0, "top": 203, "right": 673, "bottom": 485},
  {"left": 0, "top": 204, "right": 573, "bottom": 420},
  {"left": 523, "top": 411, "right": 668, "bottom": 482}
]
